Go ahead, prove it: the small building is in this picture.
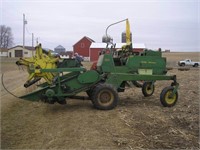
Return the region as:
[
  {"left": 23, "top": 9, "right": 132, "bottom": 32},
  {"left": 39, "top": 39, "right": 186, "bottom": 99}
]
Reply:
[
  {"left": 73, "top": 36, "right": 95, "bottom": 61},
  {"left": 8, "top": 45, "right": 35, "bottom": 58},
  {"left": 89, "top": 43, "right": 146, "bottom": 62},
  {"left": 54, "top": 45, "right": 66, "bottom": 54},
  {"left": 0, "top": 48, "right": 8, "bottom": 57}
]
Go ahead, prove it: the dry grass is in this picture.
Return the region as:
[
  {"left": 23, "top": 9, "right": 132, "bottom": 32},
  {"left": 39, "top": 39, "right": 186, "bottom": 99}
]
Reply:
[{"left": 1, "top": 52, "right": 199, "bottom": 149}]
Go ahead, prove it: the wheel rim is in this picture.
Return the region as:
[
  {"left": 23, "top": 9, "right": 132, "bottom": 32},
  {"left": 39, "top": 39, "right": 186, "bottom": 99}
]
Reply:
[
  {"left": 165, "top": 90, "right": 177, "bottom": 104},
  {"left": 98, "top": 90, "right": 114, "bottom": 106},
  {"left": 146, "top": 85, "right": 153, "bottom": 95}
]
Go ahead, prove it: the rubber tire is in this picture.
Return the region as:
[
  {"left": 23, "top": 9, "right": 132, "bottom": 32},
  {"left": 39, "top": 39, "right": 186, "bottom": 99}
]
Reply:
[
  {"left": 160, "top": 86, "right": 178, "bottom": 107},
  {"left": 142, "top": 82, "right": 155, "bottom": 97},
  {"left": 91, "top": 84, "right": 119, "bottom": 110},
  {"left": 180, "top": 63, "right": 185, "bottom": 67},
  {"left": 193, "top": 64, "right": 198, "bottom": 67},
  {"left": 86, "top": 84, "right": 98, "bottom": 100}
]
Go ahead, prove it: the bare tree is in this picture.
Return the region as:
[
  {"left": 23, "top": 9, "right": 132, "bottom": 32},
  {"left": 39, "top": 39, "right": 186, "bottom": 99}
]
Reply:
[{"left": 0, "top": 25, "right": 14, "bottom": 48}]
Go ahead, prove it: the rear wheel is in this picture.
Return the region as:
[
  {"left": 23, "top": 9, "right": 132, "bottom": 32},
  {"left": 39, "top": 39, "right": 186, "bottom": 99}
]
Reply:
[
  {"left": 160, "top": 86, "right": 178, "bottom": 107},
  {"left": 180, "top": 63, "right": 185, "bottom": 67},
  {"left": 142, "top": 82, "right": 155, "bottom": 97},
  {"left": 91, "top": 84, "right": 119, "bottom": 110}
]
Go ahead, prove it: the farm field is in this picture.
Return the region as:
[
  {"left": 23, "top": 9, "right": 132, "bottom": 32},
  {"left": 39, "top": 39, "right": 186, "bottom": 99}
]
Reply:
[{"left": 1, "top": 52, "right": 199, "bottom": 149}]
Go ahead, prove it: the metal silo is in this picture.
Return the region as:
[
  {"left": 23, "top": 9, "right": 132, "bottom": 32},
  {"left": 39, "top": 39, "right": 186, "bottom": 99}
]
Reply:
[{"left": 121, "top": 31, "right": 132, "bottom": 43}]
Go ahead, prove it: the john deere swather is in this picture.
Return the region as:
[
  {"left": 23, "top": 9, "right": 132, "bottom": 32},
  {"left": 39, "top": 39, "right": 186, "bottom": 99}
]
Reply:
[{"left": 13, "top": 19, "right": 179, "bottom": 110}]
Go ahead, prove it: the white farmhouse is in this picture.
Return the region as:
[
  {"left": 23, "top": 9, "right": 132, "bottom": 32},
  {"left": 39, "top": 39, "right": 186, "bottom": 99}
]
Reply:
[{"left": 8, "top": 45, "right": 35, "bottom": 58}]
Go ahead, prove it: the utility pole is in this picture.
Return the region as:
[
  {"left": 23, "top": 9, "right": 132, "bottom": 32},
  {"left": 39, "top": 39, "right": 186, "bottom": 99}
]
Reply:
[
  {"left": 32, "top": 33, "right": 34, "bottom": 47},
  {"left": 23, "top": 14, "right": 27, "bottom": 48},
  {"left": 36, "top": 37, "right": 38, "bottom": 45},
  {"left": 32, "top": 33, "right": 34, "bottom": 56}
]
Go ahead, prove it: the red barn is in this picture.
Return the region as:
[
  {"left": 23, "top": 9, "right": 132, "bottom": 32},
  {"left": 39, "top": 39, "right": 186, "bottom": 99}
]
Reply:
[
  {"left": 73, "top": 36, "right": 146, "bottom": 62},
  {"left": 73, "top": 36, "right": 94, "bottom": 61},
  {"left": 89, "top": 43, "right": 146, "bottom": 62}
]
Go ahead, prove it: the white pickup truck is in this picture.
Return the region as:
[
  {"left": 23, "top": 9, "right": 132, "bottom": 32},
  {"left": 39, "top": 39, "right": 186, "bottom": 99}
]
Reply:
[{"left": 178, "top": 59, "right": 200, "bottom": 67}]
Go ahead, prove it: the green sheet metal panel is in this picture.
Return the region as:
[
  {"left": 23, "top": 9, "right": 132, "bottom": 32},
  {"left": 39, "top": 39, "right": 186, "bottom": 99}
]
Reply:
[
  {"left": 97, "top": 54, "right": 115, "bottom": 73},
  {"left": 126, "top": 56, "right": 167, "bottom": 75},
  {"left": 78, "top": 70, "right": 100, "bottom": 84}
]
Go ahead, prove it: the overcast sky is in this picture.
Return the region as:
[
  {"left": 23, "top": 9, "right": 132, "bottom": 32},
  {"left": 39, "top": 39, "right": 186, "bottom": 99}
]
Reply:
[{"left": 1, "top": 0, "right": 199, "bottom": 51}]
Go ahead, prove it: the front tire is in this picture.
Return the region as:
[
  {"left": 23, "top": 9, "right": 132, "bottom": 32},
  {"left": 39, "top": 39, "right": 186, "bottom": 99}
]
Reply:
[
  {"left": 193, "top": 63, "right": 198, "bottom": 67},
  {"left": 142, "top": 82, "right": 155, "bottom": 97},
  {"left": 160, "top": 86, "right": 178, "bottom": 107},
  {"left": 91, "top": 84, "right": 119, "bottom": 110}
]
